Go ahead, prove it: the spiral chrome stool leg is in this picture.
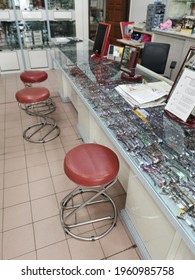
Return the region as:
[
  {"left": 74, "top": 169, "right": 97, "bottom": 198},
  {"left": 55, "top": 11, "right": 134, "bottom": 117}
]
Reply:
[
  {"left": 60, "top": 143, "right": 119, "bottom": 241},
  {"left": 16, "top": 87, "right": 60, "bottom": 143}
]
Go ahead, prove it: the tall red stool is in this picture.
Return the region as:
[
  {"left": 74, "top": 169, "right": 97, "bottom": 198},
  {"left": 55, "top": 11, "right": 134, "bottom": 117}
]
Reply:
[
  {"left": 16, "top": 87, "right": 60, "bottom": 143},
  {"left": 20, "top": 70, "right": 48, "bottom": 86},
  {"left": 60, "top": 143, "right": 119, "bottom": 241},
  {"left": 20, "top": 70, "right": 55, "bottom": 115}
]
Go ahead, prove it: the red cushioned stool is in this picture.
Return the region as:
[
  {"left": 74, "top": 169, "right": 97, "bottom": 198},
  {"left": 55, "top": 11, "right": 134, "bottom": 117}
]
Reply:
[
  {"left": 20, "top": 70, "right": 48, "bottom": 86},
  {"left": 60, "top": 143, "right": 119, "bottom": 241},
  {"left": 20, "top": 71, "right": 55, "bottom": 115},
  {"left": 16, "top": 87, "right": 60, "bottom": 143}
]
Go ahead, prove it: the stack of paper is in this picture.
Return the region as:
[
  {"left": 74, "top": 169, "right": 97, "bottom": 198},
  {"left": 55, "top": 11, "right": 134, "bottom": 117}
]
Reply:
[{"left": 115, "top": 81, "right": 171, "bottom": 108}]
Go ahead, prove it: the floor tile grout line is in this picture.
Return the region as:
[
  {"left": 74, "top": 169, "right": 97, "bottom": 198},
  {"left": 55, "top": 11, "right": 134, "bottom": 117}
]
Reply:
[
  {"left": 104, "top": 245, "right": 138, "bottom": 260},
  {"left": 20, "top": 118, "right": 38, "bottom": 261},
  {"left": 1, "top": 70, "right": 141, "bottom": 260},
  {"left": 0, "top": 96, "right": 6, "bottom": 260},
  {"left": 1, "top": 91, "right": 8, "bottom": 259}
]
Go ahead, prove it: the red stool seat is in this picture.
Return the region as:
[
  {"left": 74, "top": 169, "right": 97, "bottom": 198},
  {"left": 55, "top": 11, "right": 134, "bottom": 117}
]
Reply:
[
  {"left": 20, "top": 71, "right": 48, "bottom": 84},
  {"left": 64, "top": 143, "right": 119, "bottom": 187},
  {"left": 15, "top": 87, "right": 50, "bottom": 104}
]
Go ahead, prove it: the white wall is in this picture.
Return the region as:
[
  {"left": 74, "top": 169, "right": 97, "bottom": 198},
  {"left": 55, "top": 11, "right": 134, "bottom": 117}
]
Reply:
[
  {"left": 129, "top": 0, "right": 153, "bottom": 23},
  {"left": 129, "top": 0, "right": 167, "bottom": 24},
  {"left": 75, "top": 0, "right": 89, "bottom": 40}
]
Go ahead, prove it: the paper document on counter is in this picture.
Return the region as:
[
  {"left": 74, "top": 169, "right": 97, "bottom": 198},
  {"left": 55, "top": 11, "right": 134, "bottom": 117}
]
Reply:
[
  {"left": 115, "top": 81, "right": 171, "bottom": 108},
  {"left": 165, "top": 68, "right": 195, "bottom": 122}
]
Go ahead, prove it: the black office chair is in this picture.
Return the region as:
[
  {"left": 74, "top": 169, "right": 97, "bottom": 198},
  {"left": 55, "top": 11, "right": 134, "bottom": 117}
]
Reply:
[{"left": 141, "top": 42, "right": 170, "bottom": 75}]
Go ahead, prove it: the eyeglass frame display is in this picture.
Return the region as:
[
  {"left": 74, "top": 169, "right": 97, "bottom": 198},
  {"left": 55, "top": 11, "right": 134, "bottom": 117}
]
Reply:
[{"left": 51, "top": 39, "right": 195, "bottom": 253}]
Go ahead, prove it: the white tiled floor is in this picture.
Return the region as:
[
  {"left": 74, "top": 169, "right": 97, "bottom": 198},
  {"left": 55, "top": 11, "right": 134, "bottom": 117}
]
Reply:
[{"left": 0, "top": 70, "right": 141, "bottom": 260}]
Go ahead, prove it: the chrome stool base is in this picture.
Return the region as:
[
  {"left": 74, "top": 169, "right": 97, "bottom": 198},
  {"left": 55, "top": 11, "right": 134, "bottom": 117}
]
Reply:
[
  {"left": 18, "top": 97, "right": 60, "bottom": 143},
  {"left": 60, "top": 179, "right": 117, "bottom": 241},
  {"left": 21, "top": 97, "right": 56, "bottom": 115},
  {"left": 23, "top": 116, "right": 60, "bottom": 143}
]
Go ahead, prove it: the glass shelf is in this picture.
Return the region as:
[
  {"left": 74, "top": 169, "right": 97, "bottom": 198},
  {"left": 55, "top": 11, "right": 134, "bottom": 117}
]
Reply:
[
  {"left": 50, "top": 20, "right": 75, "bottom": 38},
  {"left": 166, "top": 0, "right": 195, "bottom": 19},
  {"left": 47, "top": 0, "right": 74, "bottom": 10},
  {"left": 0, "top": 0, "right": 76, "bottom": 50},
  {"left": 0, "top": 21, "right": 20, "bottom": 50},
  {"left": 0, "top": 0, "right": 12, "bottom": 9},
  {"left": 89, "top": 0, "right": 105, "bottom": 41}
]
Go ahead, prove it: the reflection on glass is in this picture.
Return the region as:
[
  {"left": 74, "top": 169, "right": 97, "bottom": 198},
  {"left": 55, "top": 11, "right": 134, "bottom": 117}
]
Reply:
[
  {"left": 48, "top": 0, "right": 75, "bottom": 10},
  {"left": 50, "top": 21, "right": 75, "bottom": 38},
  {"left": 53, "top": 43, "right": 195, "bottom": 234}
]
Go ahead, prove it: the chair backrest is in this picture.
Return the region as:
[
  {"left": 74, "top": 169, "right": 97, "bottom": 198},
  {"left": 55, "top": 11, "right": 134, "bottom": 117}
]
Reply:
[{"left": 141, "top": 42, "right": 170, "bottom": 74}]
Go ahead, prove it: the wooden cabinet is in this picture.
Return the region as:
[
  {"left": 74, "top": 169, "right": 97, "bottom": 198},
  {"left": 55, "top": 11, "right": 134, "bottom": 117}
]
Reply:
[{"left": 106, "top": 0, "right": 129, "bottom": 45}]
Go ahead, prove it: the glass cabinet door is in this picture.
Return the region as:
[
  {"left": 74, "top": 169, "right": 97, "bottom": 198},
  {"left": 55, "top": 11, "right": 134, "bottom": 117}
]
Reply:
[
  {"left": 21, "top": 21, "right": 49, "bottom": 48},
  {"left": 0, "top": 21, "right": 21, "bottom": 50},
  {"left": 89, "top": 0, "right": 105, "bottom": 41},
  {"left": 47, "top": 0, "right": 74, "bottom": 10},
  {"left": 0, "top": 1, "right": 18, "bottom": 50},
  {"left": 15, "top": 0, "right": 49, "bottom": 48},
  {"left": 48, "top": 0, "right": 76, "bottom": 38},
  {"left": 0, "top": 0, "right": 76, "bottom": 50},
  {"left": 0, "top": 0, "right": 13, "bottom": 9}
]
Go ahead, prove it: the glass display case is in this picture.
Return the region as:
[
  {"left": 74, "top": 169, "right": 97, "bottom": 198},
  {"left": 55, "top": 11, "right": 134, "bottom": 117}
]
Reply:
[
  {"left": 0, "top": 21, "right": 20, "bottom": 50},
  {"left": 50, "top": 20, "right": 75, "bottom": 37},
  {"left": 165, "top": 0, "right": 195, "bottom": 21},
  {"left": 89, "top": 0, "right": 105, "bottom": 41},
  {"left": 0, "top": 0, "right": 76, "bottom": 71},
  {"left": 0, "top": 0, "right": 12, "bottom": 9},
  {"left": 0, "top": 0, "right": 18, "bottom": 50},
  {"left": 47, "top": 0, "right": 76, "bottom": 39},
  {"left": 0, "top": 0, "right": 76, "bottom": 51},
  {"left": 15, "top": 21, "right": 49, "bottom": 48},
  {"left": 47, "top": 0, "right": 74, "bottom": 10},
  {"left": 51, "top": 40, "right": 195, "bottom": 258},
  {"left": 0, "top": 1, "right": 47, "bottom": 50},
  {"left": 0, "top": 1, "right": 22, "bottom": 71}
]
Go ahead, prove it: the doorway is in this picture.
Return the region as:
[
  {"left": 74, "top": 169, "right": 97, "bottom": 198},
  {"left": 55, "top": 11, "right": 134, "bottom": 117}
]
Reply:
[
  {"left": 89, "top": 0, "right": 106, "bottom": 41},
  {"left": 106, "top": 0, "right": 130, "bottom": 45},
  {"left": 89, "top": 0, "right": 130, "bottom": 44}
]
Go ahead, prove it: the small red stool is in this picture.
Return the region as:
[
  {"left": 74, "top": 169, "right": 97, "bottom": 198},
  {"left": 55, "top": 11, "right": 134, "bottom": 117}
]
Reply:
[
  {"left": 20, "top": 70, "right": 48, "bottom": 86},
  {"left": 60, "top": 143, "right": 119, "bottom": 241},
  {"left": 20, "top": 71, "right": 55, "bottom": 115},
  {"left": 16, "top": 87, "right": 60, "bottom": 143}
]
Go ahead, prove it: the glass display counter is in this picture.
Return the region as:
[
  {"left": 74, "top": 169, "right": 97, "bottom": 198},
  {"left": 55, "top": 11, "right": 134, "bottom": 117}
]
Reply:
[
  {"left": 51, "top": 40, "right": 195, "bottom": 259},
  {"left": 0, "top": 0, "right": 76, "bottom": 71}
]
